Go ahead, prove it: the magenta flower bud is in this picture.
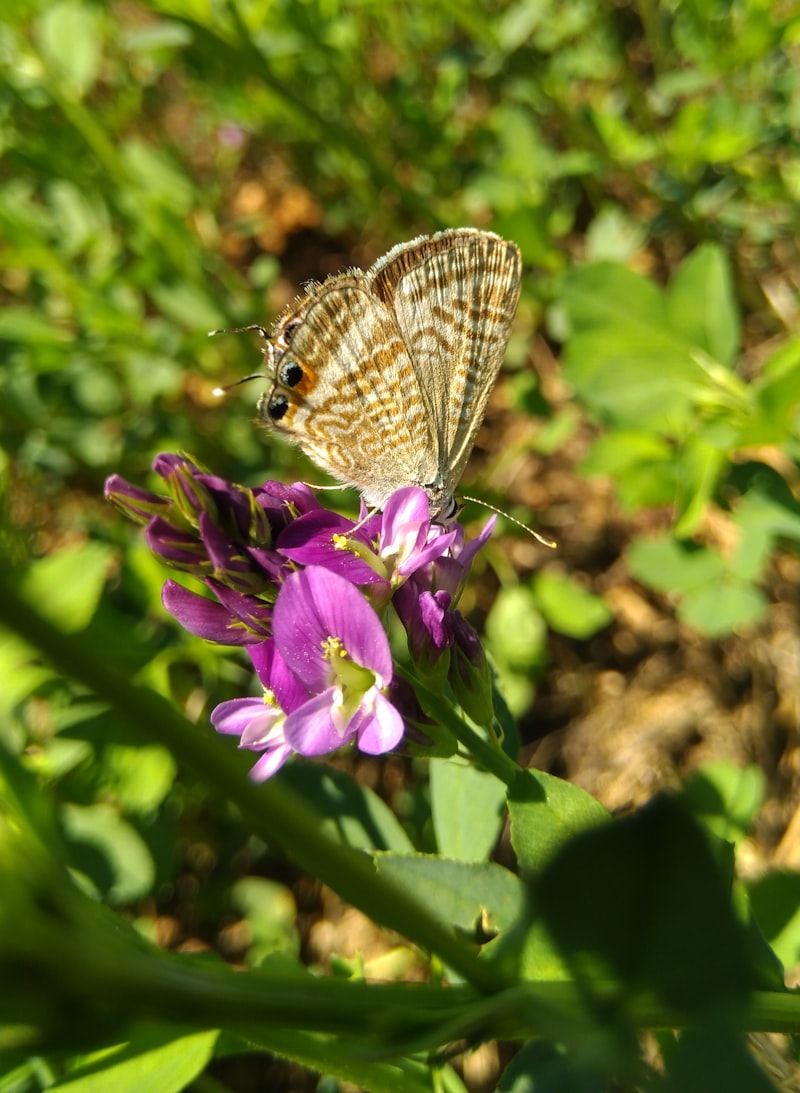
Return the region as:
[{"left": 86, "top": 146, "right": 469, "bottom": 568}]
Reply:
[
  {"left": 104, "top": 475, "right": 171, "bottom": 525},
  {"left": 146, "top": 516, "right": 210, "bottom": 573},
  {"left": 448, "top": 614, "right": 494, "bottom": 726}
]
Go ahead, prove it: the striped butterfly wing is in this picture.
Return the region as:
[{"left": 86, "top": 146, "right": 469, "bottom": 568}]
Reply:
[
  {"left": 368, "top": 229, "right": 522, "bottom": 497},
  {"left": 261, "top": 274, "right": 439, "bottom": 508}
]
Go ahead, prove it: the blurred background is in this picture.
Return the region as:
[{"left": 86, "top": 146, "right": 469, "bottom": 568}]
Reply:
[{"left": 2, "top": 1, "right": 800, "bottom": 1087}]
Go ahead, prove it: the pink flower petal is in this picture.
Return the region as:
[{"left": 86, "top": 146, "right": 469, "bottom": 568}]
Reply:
[
  {"left": 282, "top": 687, "right": 349, "bottom": 756},
  {"left": 355, "top": 692, "right": 406, "bottom": 754}
]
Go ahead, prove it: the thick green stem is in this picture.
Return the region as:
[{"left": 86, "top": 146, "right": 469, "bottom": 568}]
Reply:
[{"left": 0, "top": 573, "right": 508, "bottom": 995}]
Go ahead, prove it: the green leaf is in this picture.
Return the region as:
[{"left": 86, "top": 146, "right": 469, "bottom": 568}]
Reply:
[
  {"left": 667, "top": 244, "right": 740, "bottom": 367},
  {"left": 22, "top": 543, "right": 115, "bottom": 633},
  {"left": 532, "top": 570, "right": 613, "bottom": 639},
  {"left": 561, "top": 262, "right": 701, "bottom": 432},
  {"left": 374, "top": 853, "right": 524, "bottom": 934},
  {"left": 661, "top": 1025, "right": 777, "bottom": 1093},
  {"left": 627, "top": 535, "right": 725, "bottom": 596},
  {"left": 581, "top": 430, "right": 677, "bottom": 511},
  {"left": 485, "top": 585, "right": 548, "bottom": 673},
  {"left": 0, "top": 630, "right": 53, "bottom": 714},
  {"left": 747, "top": 872, "right": 800, "bottom": 967},
  {"left": 277, "top": 763, "right": 415, "bottom": 853},
  {"left": 60, "top": 803, "right": 156, "bottom": 903},
  {"left": 36, "top": 0, "right": 103, "bottom": 99},
  {"left": 430, "top": 758, "right": 507, "bottom": 863},
  {"left": 49, "top": 1025, "right": 218, "bottom": 1093},
  {"left": 536, "top": 796, "right": 754, "bottom": 1016},
  {"left": 740, "top": 336, "right": 800, "bottom": 444},
  {"left": 0, "top": 306, "right": 73, "bottom": 345},
  {"left": 672, "top": 438, "right": 727, "bottom": 538},
  {"left": 678, "top": 578, "right": 767, "bottom": 637},
  {"left": 508, "top": 769, "right": 608, "bottom": 875},
  {"left": 102, "top": 745, "right": 178, "bottom": 814},
  {"left": 680, "top": 762, "right": 765, "bottom": 846},
  {"left": 231, "top": 877, "right": 299, "bottom": 962}
]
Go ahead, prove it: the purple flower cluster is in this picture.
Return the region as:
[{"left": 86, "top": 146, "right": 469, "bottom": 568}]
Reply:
[{"left": 106, "top": 455, "right": 495, "bottom": 779}]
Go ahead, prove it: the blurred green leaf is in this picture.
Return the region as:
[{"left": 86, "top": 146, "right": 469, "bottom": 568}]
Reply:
[
  {"left": 748, "top": 873, "right": 800, "bottom": 968},
  {"left": 485, "top": 586, "right": 547, "bottom": 673},
  {"left": 102, "top": 745, "right": 177, "bottom": 814},
  {"left": 36, "top": 0, "right": 103, "bottom": 100},
  {"left": 678, "top": 579, "right": 767, "bottom": 637},
  {"left": 581, "top": 431, "right": 677, "bottom": 510},
  {"left": 537, "top": 796, "right": 754, "bottom": 1015},
  {"left": 231, "top": 877, "right": 299, "bottom": 963},
  {"left": 680, "top": 763, "right": 765, "bottom": 846},
  {"left": 627, "top": 536, "right": 725, "bottom": 596},
  {"left": 561, "top": 262, "right": 700, "bottom": 431},
  {"left": 532, "top": 570, "right": 613, "bottom": 639},
  {"left": 666, "top": 244, "right": 740, "bottom": 367},
  {"left": 47, "top": 1025, "right": 218, "bottom": 1093},
  {"left": 60, "top": 803, "right": 155, "bottom": 904},
  {"left": 278, "top": 763, "right": 415, "bottom": 853},
  {"left": 22, "top": 543, "right": 115, "bottom": 633}
]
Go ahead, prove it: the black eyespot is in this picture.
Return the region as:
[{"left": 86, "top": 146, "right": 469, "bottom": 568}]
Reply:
[
  {"left": 282, "top": 319, "right": 301, "bottom": 344},
  {"left": 267, "top": 394, "right": 289, "bottom": 422},
  {"left": 279, "top": 361, "right": 304, "bottom": 388}
]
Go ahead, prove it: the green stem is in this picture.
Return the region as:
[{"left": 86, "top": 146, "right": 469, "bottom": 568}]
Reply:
[
  {"left": 0, "top": 572, "right": 507, "bottom": 995},
  {"left": 406, "top": 670, "right": 521, "bottom": 786}
]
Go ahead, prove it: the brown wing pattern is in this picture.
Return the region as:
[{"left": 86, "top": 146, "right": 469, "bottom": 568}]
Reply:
[
  {"left": 262, "top": 276, "right": 438, "bottom": 508},
  {"left": 368, "top": 229, "right": 521, "bottom": 494}
]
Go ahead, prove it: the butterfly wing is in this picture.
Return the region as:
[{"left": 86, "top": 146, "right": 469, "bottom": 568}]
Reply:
[
  {"left": 261, "top": 274, "right": 439, "bottom": 508},
  {"left": 368, "top": 229, "right": 522, "bottom": 496}
]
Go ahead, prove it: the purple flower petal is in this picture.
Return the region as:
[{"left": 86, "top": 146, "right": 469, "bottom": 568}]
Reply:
[
  {"left": 250, "top": 745, "right": 292, "bottom": 780},
  {"left": 273, "top": 566, "right": 392, "bottom": 690},
  {"left": 104, "top": 475, "right": 170, "bottom": 524},
  {"left": 278, "top": 511, "right": 386, "bottom": 585},
  {"left": 211, "top": 697, "right": 272, "bottom": 740},
  {"left": 352, "top": 692, "right": 405, "bottom": 754},
  {"left": 162, "top": 580, "right": 253, "bottom": 644},
  {"left": 146, "top": 516, "right": 208, "bottom": 570},
  {"left": 206, "top": 579, "right": 273, "bottom": 640},
  {"left": 249, "top": 640, "right": 310, "bottom": 712},
  {"left": 456, "top": 515, "right": 497, "bottom": 570},
  {"left": 282, "top": 687, "right": 345, "bottom": 755}
]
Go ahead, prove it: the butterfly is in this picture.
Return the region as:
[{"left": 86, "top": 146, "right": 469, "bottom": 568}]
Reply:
[{"left": 253, "top": 228, "right": 522, "bottom": 522}]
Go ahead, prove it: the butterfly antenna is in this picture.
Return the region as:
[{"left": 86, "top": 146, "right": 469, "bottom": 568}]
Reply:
[
  {"left": 211, "top": 373, "right": 270, "bottom": 398},
  {"left": 209, "top": 326, "right": 274, "bottom": 398},
  {"left": 460, "top": 494, "right": 557, "bottom": 548},
  {"left": 209, "top": 324, "right": 270, "bottom": 339}
]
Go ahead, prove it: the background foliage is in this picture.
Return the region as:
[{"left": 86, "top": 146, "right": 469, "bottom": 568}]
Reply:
[{"left": 2, "top": 1, "right": 800, "bottom": 1090}]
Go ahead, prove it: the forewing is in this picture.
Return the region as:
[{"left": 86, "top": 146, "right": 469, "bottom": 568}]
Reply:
[
  {"left": 264, "top": 276, "right": 438, "bottom": 506},
  {"left": 368, "top": 229, "right": 521, "bottom": 491}
]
